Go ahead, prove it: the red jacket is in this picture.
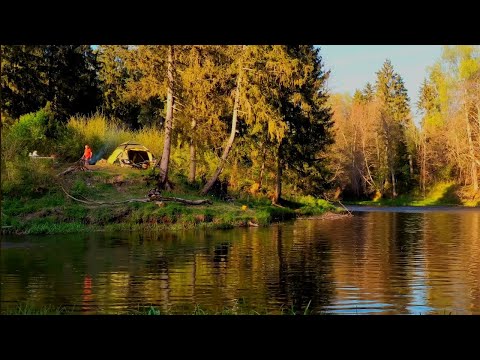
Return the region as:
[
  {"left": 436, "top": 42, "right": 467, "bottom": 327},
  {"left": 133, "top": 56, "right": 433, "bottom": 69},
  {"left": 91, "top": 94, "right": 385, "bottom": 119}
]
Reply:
[{"left": 84, "top": 147, "right": 92, "bottom": 160}]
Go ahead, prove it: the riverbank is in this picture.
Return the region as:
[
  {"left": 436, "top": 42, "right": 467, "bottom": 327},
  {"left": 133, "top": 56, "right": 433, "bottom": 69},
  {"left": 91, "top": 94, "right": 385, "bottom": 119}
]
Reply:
[
  {"left": 1, "top": 161, "right": 341, "bottom": 235},
  {"left": 343, "top": 182, "right": 480, "bottom": 208}
]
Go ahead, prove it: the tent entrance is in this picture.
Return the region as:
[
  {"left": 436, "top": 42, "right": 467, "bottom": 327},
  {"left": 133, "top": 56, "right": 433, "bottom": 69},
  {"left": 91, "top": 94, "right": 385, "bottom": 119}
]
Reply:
[{"left": 128, "top": 150, "right": 149, "bottom": 164}]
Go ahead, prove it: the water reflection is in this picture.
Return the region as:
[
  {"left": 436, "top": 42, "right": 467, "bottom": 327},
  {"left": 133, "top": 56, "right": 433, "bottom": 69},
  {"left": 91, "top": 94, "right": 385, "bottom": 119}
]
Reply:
[{"left": 1, "top": 209, "right": 479, "bottom": 314}]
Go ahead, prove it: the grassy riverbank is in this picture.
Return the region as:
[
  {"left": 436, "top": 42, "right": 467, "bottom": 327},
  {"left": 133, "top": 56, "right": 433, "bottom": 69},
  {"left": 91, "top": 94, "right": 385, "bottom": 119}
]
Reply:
[
  {"left": 344, "top": 182, "right": 480, "bottom": 208},
  {"left": 1, "top": 160, "right": 339, "bottom": 235}
]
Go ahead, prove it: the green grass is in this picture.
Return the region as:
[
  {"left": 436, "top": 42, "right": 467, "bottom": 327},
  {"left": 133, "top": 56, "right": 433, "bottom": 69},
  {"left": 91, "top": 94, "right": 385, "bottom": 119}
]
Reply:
[
  {"left": 2, "top": 302, "right": 318, "bottom": 315},
  {"left": 1, "top": 160, "right": 341, "bottom": 235},
  {"left": 411, "top": 182, "right": 461, "bottom": 206},
  {"left": 2, "top": 303, "right": 68, "bottom": 315},
  {"left": 346, "top": 182, "right": 475, "bottom": 207}
]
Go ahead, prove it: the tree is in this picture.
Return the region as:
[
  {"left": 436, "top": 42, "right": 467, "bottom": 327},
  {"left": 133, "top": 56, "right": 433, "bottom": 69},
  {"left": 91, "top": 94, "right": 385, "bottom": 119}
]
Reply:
[
  {"left": 1, "top": 45, "right": 46, "bottom": 121},
  {"left": 120, "top": 45, "right": 175, "bottom": 189},
  {"left": 42, "top": 45, "right": 101, "bottom": 132},
  {"left": 375, "top": 59, "right": 412, "bottom": 197},
  {"left": 97, "top": 45, "right": 141, "bottom": 128},
  {"left": 156, "top": 45, "right": 175, "bottom": 189},
  {"left": 1, "top": 45, "right": 101, "bottom": 129},
  {"left": 222, "top": 46, "right": 333, "bottom": 202},
  {"left": 175, "top": 45, "right": 234, "bottom": 184},
  {"left": 417, "top": 46, "right": 480, "bottom": 195},
  {"left": 279, "top": 46, "right": 334, "bottom": 198},
  {"left": 417, "top": 78, "right": 443, "bottom": 195},
  {"left": 200, "top": 45, "right": 245, "bottom": 195}
]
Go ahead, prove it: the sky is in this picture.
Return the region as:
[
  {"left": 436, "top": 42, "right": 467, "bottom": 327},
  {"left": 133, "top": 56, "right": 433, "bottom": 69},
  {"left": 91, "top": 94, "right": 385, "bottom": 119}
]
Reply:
[{"left": 319, "top": 45, "right": 443, "bottom": 122}]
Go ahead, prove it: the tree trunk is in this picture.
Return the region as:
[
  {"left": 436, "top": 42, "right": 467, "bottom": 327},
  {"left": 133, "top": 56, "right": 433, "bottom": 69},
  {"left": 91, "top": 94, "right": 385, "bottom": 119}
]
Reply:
[
  {"left": 465, "top": 104, "right": 478, "bottom": 192},
  {"left": 274, "top": 144, "right": 282, "bottom": 204},
  {"left": 408, "top": 154, "right": 413, "bottom": 178},
  {"left": 189, "top": 141, "right": 196, "bottom": 183},
  {"left": 258, "top": 146, "right": 266, "bottom": 189},
  {"left": 391, "top": 168, "right": 397, "bottom": 198},
  {"left": 200, "top": 66, "right": 242, "bottom": 196},
  {"left": 362, "top": 135, "right": 378, "bottom": 193},
  {"left": 422, "top": 133, "right": 426, "bottom": 197},
  {"left": 158, "top": 45, "right": 175, "bottom": 189},
  {"left": 189, "top": 119, "right": 197, "bottom": 183}
]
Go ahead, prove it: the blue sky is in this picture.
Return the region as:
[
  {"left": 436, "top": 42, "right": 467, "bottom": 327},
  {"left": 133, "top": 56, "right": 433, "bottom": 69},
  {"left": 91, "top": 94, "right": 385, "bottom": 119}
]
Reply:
[{"left": 319, "top": 45, "right": 443, "bottom": 121}]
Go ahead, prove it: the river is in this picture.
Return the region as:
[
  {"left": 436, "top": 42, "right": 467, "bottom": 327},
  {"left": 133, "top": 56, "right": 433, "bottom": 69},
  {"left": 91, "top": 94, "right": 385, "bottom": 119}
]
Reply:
[{"left": 1, "top": 207, "right": 479, "bottom": 314}]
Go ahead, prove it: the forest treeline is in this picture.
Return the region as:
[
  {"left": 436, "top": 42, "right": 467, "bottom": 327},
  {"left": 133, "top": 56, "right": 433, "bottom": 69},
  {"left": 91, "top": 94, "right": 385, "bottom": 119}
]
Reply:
[
  {"left": 330, "top": 46, "right": 480, "bottom": 200},
  {"left": 1, "top": 45, "right": 479, "bottom": 202}
]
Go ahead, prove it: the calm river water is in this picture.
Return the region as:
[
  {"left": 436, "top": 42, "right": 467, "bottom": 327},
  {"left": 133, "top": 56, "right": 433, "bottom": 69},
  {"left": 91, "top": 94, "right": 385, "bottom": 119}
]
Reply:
[{"left": 1, "top": 207, "right": 479, "bottom": 314}]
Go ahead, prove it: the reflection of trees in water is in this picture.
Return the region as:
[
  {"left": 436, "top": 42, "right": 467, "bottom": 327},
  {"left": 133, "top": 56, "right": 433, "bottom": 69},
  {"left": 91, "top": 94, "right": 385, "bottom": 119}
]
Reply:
[
  {"left": 2, "top": 213, "right": 479, "bottom": 314},
  {"left": 422, "top": 212, "right": 480, "bottom": 314},
  {"left": 260, "top": 224, "right": 335, "bottom": 314},
  {"left": 213, "top": 243, "right": 230, "bottom": 267},
  {"left": 388, "top": 212, "right": 423, "bottom": 312}
]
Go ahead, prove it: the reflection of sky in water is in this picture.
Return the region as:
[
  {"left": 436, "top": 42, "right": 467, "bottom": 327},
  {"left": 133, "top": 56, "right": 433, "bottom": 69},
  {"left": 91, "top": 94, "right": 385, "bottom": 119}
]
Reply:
[
  {"left": 324, "top": 298, "right": 394, "bottom": 314},
  {"left": 407, "top": 266, "right": 434, "bottom": 315},
  {"left": 328, "top": 282, "right": 393, "bottom": 314}
]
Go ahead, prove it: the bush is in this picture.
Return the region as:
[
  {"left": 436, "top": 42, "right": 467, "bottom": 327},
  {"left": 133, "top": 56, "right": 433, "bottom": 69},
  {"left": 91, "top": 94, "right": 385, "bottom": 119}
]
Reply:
[
  {"left": 2, "top": 107, "right": 53, "bottom": 158},
  {"left": 1, "top": 158, "right": 56, "bottom": 196}
]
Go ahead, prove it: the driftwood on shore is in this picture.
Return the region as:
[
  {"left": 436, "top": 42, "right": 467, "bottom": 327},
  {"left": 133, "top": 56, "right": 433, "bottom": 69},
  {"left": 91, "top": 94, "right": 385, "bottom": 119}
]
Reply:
[
  {"left": 150, "top": 196, "right": 212, "bottom": 205},
  {"left": 297, "top": 212, "right": 353, "bottom": 220}
]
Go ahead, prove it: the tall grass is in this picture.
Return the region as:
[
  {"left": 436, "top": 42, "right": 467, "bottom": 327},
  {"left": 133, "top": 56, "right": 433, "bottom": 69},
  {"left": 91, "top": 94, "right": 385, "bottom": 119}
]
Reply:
[
  {"left": 65, "top": 114, "right": 131, "bottom": 160},
  {"left": 3, "top": 303, "right": 67, "bottom": 315},
  {"left": 3, "top": 302, "right": 318, "bottom": 315},
  {"left": 134, "top": 126, "right": 164, "bottom": 159},
  {"left": 65, "top": 114, "right": 165, "bottom": 162}
]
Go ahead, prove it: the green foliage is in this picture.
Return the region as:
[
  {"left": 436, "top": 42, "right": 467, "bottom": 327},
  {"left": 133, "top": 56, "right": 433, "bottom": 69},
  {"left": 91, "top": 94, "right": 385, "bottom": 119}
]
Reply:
[
  {"left": 1, "top": 45, "right": 46, "bottom": 119},
  {"left": 294, "top": 195, "right": 336, "bottom": 216},
  {"left": 3, "top": 107, "right": 53, "bottom": 157},
  {"left": 256, "top": 206, "right": 296, "bottom": 225},
  {"left": 412, "top": 182, "right": 461, "bottom": 206},
  {"left": 25, "top": 221, "right": 85, "bottom": 235},
  {"left": 1, "top": 157, "right": 57, "bottom": 197},
  {"left": 1, "top": 45, "right": 100, "bottom": 121},
  {"left": 97, "top": 45, "right": 142, "bottom": 128},
  {"left": 2, "top": 303, "right": 67, "bottom": 315}
]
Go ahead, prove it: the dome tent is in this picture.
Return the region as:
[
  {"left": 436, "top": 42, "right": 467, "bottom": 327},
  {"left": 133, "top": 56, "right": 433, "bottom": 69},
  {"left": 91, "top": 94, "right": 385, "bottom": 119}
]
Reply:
[{"left": 107, "top": 141, "right": 156, "bottom": 168}]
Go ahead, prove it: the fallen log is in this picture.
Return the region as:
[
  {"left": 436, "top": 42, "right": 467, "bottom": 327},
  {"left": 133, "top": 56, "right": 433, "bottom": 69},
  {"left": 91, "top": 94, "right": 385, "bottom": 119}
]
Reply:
[
  {"left": 60, "top": 186, "right": 212, "bottom": 206},
  {"left": 57, "top": 166, "right": 77, "bottom": 176},
  {"left": 57, "top": 160, "right": 91, "bottom": 176},
  {"left": 150, "top": 195, "right": 213, "bottom": 205}
]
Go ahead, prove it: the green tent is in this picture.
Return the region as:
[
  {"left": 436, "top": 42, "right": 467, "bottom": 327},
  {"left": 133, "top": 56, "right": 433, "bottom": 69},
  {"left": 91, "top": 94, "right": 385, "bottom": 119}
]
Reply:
[{"left": 107, "top": 141, "right": 156, "bottom": 167}]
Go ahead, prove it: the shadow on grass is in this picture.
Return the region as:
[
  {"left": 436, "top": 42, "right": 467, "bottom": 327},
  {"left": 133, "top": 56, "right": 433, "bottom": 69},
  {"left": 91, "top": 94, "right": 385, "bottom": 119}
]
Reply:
[{"left": 412, "top": 183, "right": 462, "bottom": 206}]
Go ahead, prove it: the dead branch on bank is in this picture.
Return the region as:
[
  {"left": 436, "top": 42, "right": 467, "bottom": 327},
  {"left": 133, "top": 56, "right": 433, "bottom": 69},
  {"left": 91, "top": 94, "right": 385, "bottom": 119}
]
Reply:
[
  {"left": 149, "top": 195, "right": 212, "bottom": 205},
  {"left": 57, "top": 159, "right": 91, "bottom": 176},
  {"left": 60, "top": 186, "right": 212, "bottom": 206}
]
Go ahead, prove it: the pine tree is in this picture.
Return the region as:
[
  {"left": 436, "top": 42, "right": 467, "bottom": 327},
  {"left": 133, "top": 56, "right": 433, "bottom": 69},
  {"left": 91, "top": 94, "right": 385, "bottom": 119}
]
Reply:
[
  {"left": 279, "top": 46, "right": 334, "bottom": 197},
  {"left": 1, "top": 45, "right": 46, "bottom": 120},
  {"left": 43, "top": 45, "right": 100, "bottom": 123},
  {"left": 375, "top": 59, "right": 411, "bottom": 197},
  {"left": 97, "top": 45, "right": 141, "bottom": 128},
  {"left": 1, "top": 45, "right": 101, "bottom": 128}
]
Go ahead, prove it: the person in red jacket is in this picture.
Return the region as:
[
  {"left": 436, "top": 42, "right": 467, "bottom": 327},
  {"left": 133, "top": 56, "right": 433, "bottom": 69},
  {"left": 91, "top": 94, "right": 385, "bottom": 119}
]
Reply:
[{"left": 82, "top": 145, "right": 93, "bottom": 166}]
